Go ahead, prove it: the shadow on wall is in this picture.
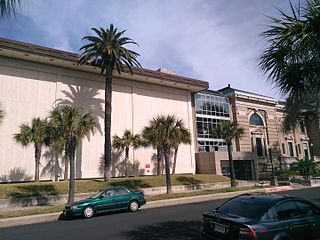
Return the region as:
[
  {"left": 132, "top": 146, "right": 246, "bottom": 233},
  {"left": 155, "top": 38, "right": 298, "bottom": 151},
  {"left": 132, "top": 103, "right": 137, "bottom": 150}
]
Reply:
[
  {"left": 98, "top": 152, "right": 145, "bottom": 178},
  {"left": 150, "top": 150, "right": 174, "bottom": 175},
  {"left": 0, "top": 168, "right": 32, "bottom": 182},
  {"left": 56, "top": 85, "right": 104, "bottom": 179},
  {"left": 125, "top": 220, "right": 202, "bottom": 240},
  {"left": 8, "top": 184, "right": 59, "bottom": 207},
  {"left": 41, "top": 149, "right": 63, "bottom": 181}
]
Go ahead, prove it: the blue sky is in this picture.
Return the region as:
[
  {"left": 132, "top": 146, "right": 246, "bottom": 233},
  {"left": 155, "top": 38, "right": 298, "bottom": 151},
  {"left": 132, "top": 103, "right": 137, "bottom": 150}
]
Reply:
[{"left": 0, "top": 0, "right": 303, "bottom": 99}]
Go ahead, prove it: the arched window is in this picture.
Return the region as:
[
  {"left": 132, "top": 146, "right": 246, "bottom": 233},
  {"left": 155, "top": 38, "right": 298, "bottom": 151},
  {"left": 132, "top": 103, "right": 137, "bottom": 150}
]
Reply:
[{"left": 249, "top": 113, "right": 264, "bottom": 126}]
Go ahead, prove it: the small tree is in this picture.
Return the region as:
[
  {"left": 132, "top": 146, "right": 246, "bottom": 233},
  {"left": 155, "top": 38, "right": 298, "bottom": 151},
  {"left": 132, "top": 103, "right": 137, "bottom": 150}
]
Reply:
[
  {"left": 112, "top": 129, "right": 141, "bottom": 177},
  {"left": 50, "top": 105, "right": 96, "bottom": 204},
  {"left": 14, "top": 117, "right": 49, "bottom": 182},
  {"left": 290, "top": 158, "right": 319, "bottom": 180},
  {"left": 214, "top": 121, "right": 244, "bottom": 187}
]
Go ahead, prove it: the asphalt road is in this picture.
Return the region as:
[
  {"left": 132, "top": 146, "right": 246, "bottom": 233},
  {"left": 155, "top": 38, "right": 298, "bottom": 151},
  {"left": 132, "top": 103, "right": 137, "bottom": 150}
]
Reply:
[{"left": 0, "top": 187, "right": 319, "bottom": 240}]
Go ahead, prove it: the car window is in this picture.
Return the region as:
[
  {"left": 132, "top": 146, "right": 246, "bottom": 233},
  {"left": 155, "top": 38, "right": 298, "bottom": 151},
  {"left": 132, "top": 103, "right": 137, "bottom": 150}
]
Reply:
[
  {"left": 294, "top": 200, "right": 320, "bottom": 217},
  {"left": 276, "top": 201, "right": 302, "bottom": 219},
  {"left": 114, "top": 188, "right": 130, "bottom": 196},
  {"left": 217, "top": 196, "right": 273, "bottom": 219},
  {"left": 103, "top": 189, "right": 115, "bottom": 197}
]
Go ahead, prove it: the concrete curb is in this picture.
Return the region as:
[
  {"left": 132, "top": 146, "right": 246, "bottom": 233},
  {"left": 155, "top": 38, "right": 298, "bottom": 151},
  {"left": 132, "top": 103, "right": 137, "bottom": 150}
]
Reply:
[{"left": 0, "top": 185, "right": 300, "bottom": 229}]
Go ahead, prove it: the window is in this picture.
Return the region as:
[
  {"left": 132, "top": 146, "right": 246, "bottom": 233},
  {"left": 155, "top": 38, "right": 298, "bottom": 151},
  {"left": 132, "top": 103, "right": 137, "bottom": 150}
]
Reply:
[
  {"left": 256, "top": 138, "right": 264, "bottom": 157},
  {"left": 194, "top": 93, "right": 230, "bottom": 117},
  {"left": 297, "top": 144, "right": 301, "bottom": 155},
  {"left": 288, "top": 142, "right": 294, "bottom": 157},
  {"left": 276, "top": 201, "right": 301, "bottom": 219},
  {"left": 295, "top": 200, "right": 320, "bottom": 216},
  {"left": 282, "top": 143, "right": 286, "bottom": 154},
  {"left": 249, "top": 113, "right": 264, "bottom": 126},
  {"left": 299, "top": 121, "right": 306, "bottom": 133},
  {"left": 115, "top": 188, "right": 130, "bottom": 196}
]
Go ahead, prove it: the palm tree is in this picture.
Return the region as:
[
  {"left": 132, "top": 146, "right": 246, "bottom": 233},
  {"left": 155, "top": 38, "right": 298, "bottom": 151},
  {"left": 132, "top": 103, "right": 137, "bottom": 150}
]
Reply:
[
  {"left": 142, "top": 122, "right": 164, "bottom": 176},
  {"left": 144, "top": 115, "right": 188, "bottom": 193},
  {"left": 0, "top": 0, "right": 20, "bottom": 17},
  {"left": 171, "top": 119, "right": 191, "bottom": 175},
  {"left": 0, "top": 103, "right": 4, "bottom": 126},
  {"left": 214, "top": 121, "right": 244, "bottom": 187},
  {"left": 112, "top": 129, "right": 141, "bottom": 177},
  {"left": 259, "top": 0, "right": 320, "bottom": 97},
  {"left": 50, "top": 105, "right": 96, "bottom": 204},
  {"left": 14, "top": 117, "right": 49, "bottom": 182},
  {"left": 290, "top": 158, "right": 319, "bottom": 180},
  {"left": 78, "top": 24, "right": 141, "bottom": 181}
]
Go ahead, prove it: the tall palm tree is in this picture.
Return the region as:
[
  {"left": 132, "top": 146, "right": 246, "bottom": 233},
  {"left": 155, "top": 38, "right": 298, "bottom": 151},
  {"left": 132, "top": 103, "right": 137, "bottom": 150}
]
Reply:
[
  {"left": 78, "top": 24, "right": 141, "bottom": 181},
  {"left": 214, "top": 121, "right": 244, "bottom": 187},
  {"left": 259, "top": 0, "right": 320, "bottom": 97},
  {"left": 50, "top": 105, "right": 96, "bottom": 204},
  {"left": 142, "top": 122, "right": 164, "bottom": 176},
  {"left": 171, "top": 119, "right": 191, "bottom": 175},
  {"left": 0, "top": 0, "right": 20, "bottom": 17},
  {"left": 0, "top": 103, "right": 4, "bottom": 126},
  {"left": 112, "top": 129, "right": 141, "bottom": 177},
  {"left": 14, "top": 117, "right": 49, "bottom": 182}
]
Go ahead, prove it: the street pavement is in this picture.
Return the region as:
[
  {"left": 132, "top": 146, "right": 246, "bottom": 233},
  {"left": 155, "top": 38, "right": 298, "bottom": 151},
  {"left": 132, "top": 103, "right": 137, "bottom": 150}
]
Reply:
[{"left": 0, "top": 187, "right": 319, "bottom": 240}]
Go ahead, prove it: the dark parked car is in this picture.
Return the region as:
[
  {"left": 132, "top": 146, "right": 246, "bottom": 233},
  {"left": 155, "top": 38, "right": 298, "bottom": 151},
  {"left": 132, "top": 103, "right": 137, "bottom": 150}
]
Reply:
[
  {"left": 201, "top": 193, "right": 320, "bottom": 240},
  {"left": 64, "top": 187, "right": 146, "bottom": 218}
]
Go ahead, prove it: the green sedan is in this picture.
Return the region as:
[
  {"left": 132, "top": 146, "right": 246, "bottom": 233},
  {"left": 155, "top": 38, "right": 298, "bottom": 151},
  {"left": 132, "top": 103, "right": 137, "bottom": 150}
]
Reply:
[{"left": 63, "top": 187, "right": 146, "bottom": 218}]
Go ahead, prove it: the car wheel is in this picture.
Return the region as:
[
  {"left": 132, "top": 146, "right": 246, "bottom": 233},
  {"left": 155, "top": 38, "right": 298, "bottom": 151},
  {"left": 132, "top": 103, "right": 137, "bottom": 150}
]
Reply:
[
  {"left": 83, "top": 206, "right": 95, "bottom": 218},
  {"left": 129, "top": 200, "right": 139, "bottom": 212}
]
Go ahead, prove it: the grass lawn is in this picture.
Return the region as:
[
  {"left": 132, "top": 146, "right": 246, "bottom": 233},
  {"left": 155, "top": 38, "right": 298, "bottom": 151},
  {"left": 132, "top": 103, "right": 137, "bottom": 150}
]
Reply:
[
  {"left": 0, "top": 174, "right": 229, "bottom": 199},
  {"left": 0, "top": 185, "right": 263, "bottom": 219}
]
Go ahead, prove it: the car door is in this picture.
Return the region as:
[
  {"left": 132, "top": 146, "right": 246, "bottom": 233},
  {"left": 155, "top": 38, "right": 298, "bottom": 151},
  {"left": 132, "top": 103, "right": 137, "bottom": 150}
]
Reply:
[
  {"left": 113, "top": 188, "right": 132, "bottom": 209},
  {"left": 95, "top": 189, "right": 117, "bottom": 212},
  {"left": 275, "top": 200, "right": 309, "bottom": 240},
  {"left": 294, "top": 200, "right": 320, "bottom": 239}
]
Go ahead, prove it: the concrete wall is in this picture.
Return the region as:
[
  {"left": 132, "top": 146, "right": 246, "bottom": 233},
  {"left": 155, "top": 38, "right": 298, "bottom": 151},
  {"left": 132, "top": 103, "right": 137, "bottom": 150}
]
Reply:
[{"left": 0, "top": 56, "right": 196, "bottom": 181}]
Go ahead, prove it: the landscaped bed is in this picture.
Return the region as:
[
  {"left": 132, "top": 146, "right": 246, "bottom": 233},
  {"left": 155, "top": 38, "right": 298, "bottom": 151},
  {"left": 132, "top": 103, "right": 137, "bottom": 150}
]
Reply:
[{"left": 0, "top": 174, "right": 229, "bottom": 199}]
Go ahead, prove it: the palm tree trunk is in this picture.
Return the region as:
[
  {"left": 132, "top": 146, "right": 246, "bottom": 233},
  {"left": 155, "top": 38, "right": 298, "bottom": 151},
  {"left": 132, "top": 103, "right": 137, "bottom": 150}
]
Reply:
[
  {"left": 54, "top": 151, "right": 59, "bottom": 181},
  {"left": 67, "top": 141, "right": 76, "bottom": 204},
  {"left": 156, "top": 146, "right": 162, "bottom": 176},
  {"left": 34, "top": 145, "right": 41, "bottom": 182},
  {"left": 163, "top": 143, "right": 172, "bottom": 194},
  {"left": 125, "top": 147, "right": 129, "bottom": 178},
  {"left": 104, "top": 64, "right": 113, "bottom": 181},
  {"left": 227, "top": 143, "right": 236, "bottom": 187},
  {"left": 172, "top": 147, "right": 178, "bottom": 175},
  {"left": 64, "top": 155, "right": 69, "bottom": 180}
]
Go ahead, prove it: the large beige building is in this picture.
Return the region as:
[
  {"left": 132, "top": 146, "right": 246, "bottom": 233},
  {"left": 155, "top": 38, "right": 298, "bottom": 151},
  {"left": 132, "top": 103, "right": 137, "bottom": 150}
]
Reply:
[{"left": 0, "top": 38, "right": 208, "bottom": 181}]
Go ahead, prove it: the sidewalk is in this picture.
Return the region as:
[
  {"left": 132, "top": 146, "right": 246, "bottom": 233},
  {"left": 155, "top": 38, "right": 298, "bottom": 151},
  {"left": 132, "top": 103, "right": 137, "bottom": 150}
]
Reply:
[{"left": 0, "top": 185, "right": 296, "bottom": 229}]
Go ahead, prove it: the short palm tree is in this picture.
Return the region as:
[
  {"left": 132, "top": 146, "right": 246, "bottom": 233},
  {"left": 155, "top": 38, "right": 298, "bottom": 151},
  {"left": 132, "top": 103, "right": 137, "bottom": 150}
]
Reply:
[
  {"left": 290, "top": 158, "right": 319, "bottom": 180},
  {"left": 142, "top": 122, "right": 164, "bottom": 176},
  {"left": 50, "top": 105, "right": 96, "bottom": 204},
  {"left": 144, "top": 115, "right": 187, "bottom": 193},
  {"left": 79, "top": 24, "right": 141, "bottom": 182},
  {"left": 14, "top": 117, "right": 49, "bottom": 182},
  {"left": 214, "top": 121, "right": 244, "bottom": 187},
  {"left": 259, "top": 0, "right": 320, "bottom": 97},
  {"left": 0, "top": 0, "right": 20, "bottom": 17},
  {"left": 171, "top": 119, "right": 191, "bottom": 175},
  {"left": 112, "top": 129, "right": 141, "bottom": 177}
]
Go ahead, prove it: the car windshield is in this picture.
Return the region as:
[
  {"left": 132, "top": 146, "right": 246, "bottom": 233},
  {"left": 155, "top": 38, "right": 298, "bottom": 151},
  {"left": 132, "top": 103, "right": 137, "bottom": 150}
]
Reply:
[
  {"left": 217, "top": 196, "right": 274, "bottom": 219},
  {"left": 89, "top": 190, "right": 103, "bottom": 199}
]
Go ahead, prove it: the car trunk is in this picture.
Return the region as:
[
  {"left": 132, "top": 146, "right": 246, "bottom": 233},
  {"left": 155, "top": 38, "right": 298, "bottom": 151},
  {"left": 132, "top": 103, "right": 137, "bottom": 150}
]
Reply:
[{"left": 202, "top": 211, "right": 255, "bottom": 240}]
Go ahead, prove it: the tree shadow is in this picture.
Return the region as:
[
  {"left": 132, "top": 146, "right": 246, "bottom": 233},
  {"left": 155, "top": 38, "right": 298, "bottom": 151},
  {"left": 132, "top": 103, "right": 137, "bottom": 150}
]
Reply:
[
  {"left": 56, "top": 85, "right": 104, "bottom": 179},
  {"left": 110, "top": 179, "right": 151, "bottom": 190},
  {"left": 176, "top": 176, "right": 203, "bottom": 185},
  {"left": 99, "top": 152, "right": 145, "bottom": 178},
  {"left": 41, "top": 149, "right": 63, "bottom": 181},
  {"left": 8, "top": 184, "right": 59, "bottom": 207},
  {"left": 125, "top": 220, "right": 202, "bottom": 240},
  {"left": 0, "top": 168, "right": 32, "bottom": 182}
]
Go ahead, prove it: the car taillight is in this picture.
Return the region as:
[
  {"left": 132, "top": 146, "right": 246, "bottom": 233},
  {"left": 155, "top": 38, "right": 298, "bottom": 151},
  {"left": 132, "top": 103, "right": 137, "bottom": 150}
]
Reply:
[
  {"left": 141, "top": 194, "right": 145, "bottom": 199},
  {"left": 239, "top": 227, "right": 257, "bottom": 238}
]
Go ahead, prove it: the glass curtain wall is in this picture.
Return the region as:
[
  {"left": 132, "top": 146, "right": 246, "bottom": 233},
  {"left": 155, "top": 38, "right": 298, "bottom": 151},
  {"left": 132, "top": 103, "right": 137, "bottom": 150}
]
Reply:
[{"left": 195, "top": 91, "right": 230, "bottom": 152}]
